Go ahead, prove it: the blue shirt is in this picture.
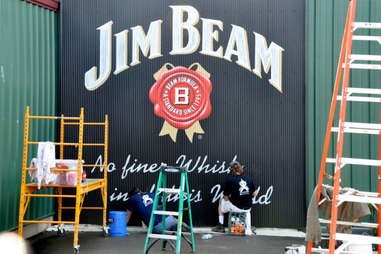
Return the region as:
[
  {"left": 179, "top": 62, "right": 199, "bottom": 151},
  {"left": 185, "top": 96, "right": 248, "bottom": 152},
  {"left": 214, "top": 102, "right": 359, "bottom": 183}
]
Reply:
[{"left": 126, "top": 193, "right": 162, "bottom": 226}]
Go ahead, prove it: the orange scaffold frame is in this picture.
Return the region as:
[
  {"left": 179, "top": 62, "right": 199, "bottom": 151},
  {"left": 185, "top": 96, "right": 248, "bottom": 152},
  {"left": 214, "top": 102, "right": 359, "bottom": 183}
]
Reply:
[{"left": 17, "top": 106, "right": 109, "bottom": 253}]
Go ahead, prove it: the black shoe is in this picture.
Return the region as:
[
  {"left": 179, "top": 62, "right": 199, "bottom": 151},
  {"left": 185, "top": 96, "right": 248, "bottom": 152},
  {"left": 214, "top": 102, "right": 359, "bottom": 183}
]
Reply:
[{"left": 211, "top": 224, "right": 225, "bottom": 233}]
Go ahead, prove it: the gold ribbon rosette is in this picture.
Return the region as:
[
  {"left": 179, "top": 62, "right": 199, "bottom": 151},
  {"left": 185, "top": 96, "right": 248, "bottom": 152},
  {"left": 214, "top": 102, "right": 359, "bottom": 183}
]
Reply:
[{"left": 149, "top": 63, "right": 213, "bottom": 142}]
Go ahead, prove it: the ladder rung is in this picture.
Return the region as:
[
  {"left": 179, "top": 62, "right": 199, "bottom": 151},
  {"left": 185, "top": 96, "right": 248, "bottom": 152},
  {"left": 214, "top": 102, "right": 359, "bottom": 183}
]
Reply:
[
  {"left": 29, "top": 116, "right": 80, "bottom": 120},
  {"left": 154, "top": 211, "right": 179, "bottom": 216},
  {"left": 346, "top": 88, "right": 381, "bottom": 95},
  {"left": 331, "top": 122, "right": 381, "bottom": 135},
  {"left": 163, "top": 167, "right": 181, "bottom": 173},
  {"left": 311, "top": 247, "right": 355, "bottom": 254},
  {"left": 326, "top": 157, "right": 381, "bottom": 167},
  {"left": 337, "top": 88, "right": 381, "bottom": 103},
  {"left": 63, "top": 122, "right": 105, "bottom": 126},
  {"left": 149, "top": 233, "right": 177, "bottom": 240},
  {"left": 332, "top": 127, "right": 380, "bottom": 135},
  {"left": 355, "top": 190, "right": 379, "bottom": 197},
  {"left": 353, "top": 35, "right": 381, "bottom": 44},
  {"left": 354, "top": 22, "right": 381, "bottom": 30},
  {"left": 27, "top": 142, "right": 105, "bottom": 146},
  {"left": 164, "top": 230, "right": 191, "bottom": 235},
  {"left": 26, "top": 167, "right": 80, "bottom": 172},
  {"left": 351, "top": 54, "right": 381, "bottom": 62},
  {"left": 24, "top": 194, "right": 76, "bottom": 198},
  {"left": 83, "top": 122, "right": 106, "bottom": 126},
  {"left": 319, "top": 219, "right": 379, "bottom": 228},
  {"left": 336, "top": 233, "right": 381, "bottom": 245},
  {"left": 82, "top": 164, "right": 106, "bottom": 167},
  {"left": 311, "top": 248, "right": 328, "bottom": 253},
  {"left": 22, "top": 220, "right": 76, "bottom": 224},
  {"left": 338, "top": 194, "right": 381, "bottom": 205},
  {"left": 337, "top": 95, "right": 381, "bottom": 103},
  {"left": 347, "top": 63, "right": 381, "bottom": 70},
  {"left": 345, "top": 122, "right": 381, "bottom": 129},
  {"left": 158, "top": 188, "right": 180, "bottom": 194}
]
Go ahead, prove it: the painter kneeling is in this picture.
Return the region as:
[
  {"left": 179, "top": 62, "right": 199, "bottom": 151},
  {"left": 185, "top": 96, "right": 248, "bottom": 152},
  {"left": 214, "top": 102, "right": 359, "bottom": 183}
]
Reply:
[
  {"left": 212, "top": 161, "right": 258, "bottom": 235},
  {"left": 125, "top": 187, "right": 189, "bottom": 232}
]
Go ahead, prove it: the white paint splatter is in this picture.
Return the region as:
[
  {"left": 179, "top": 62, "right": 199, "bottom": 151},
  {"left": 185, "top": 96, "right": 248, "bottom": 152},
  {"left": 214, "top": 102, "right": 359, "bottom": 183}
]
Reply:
[{"left": 0, "top": 65, "right": 5, "bottom": 84}]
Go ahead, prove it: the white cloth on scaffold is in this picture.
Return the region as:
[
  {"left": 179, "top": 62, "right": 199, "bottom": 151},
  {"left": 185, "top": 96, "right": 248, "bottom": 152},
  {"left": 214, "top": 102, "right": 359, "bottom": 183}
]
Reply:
[{"left": 36, "top": 142, "right": 56, "bottom": 189}]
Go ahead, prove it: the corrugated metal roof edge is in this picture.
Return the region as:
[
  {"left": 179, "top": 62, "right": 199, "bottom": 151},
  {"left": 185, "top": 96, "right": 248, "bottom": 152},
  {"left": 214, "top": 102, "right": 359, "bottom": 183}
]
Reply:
[{"left": 25, "top": 0, "right": 59, "bottom": 12}]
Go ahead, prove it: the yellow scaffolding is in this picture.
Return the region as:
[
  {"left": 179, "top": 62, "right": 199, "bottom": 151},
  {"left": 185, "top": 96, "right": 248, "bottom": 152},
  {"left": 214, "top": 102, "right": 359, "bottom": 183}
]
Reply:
[{"left": 17, "top": 106, "right": 109, "bottom": 253}]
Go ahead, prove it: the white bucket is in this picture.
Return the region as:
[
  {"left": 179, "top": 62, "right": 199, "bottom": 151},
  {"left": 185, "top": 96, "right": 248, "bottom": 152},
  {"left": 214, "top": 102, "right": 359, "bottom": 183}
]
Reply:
[{"left": 347, "top": 243, "right": 372, "bottom": 254}]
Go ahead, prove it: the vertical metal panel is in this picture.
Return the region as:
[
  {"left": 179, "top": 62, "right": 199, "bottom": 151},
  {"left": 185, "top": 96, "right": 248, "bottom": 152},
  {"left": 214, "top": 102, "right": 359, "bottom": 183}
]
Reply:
[
  {"left": 0, "top": 0, "right": 59, "bottom": 232},
  {"left": 306, "top": 0, "right": 381, "bottom": 221}
]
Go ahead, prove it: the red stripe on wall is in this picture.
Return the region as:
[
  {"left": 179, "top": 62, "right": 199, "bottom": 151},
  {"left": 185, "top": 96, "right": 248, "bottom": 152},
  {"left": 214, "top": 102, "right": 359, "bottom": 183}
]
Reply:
[{"left": 26, "top": 0, "right": 59, "bottom": 12}]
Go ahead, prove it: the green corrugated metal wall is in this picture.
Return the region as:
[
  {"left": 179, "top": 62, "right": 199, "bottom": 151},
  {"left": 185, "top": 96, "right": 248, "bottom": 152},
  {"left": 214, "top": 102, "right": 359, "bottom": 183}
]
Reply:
[
  {"left": 307, "top": 0, "right": 381, "bottom": 219},
  {"left": 0, "top": 0, "right": 59, "bottom": 232}
]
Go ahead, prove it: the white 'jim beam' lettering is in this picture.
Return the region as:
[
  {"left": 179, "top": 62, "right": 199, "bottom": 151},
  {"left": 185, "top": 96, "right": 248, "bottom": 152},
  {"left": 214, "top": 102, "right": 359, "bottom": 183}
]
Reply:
[
  {"left": 224, "top": 25, "right": 251, "bottom": 71},
  {"left": 170, "top": 6, "right": 200, "bottom": 55},
  {"left": 200, "top": 18, "right": 223, "bottom": 58},
  {"left": 84, "top": 6, "right": 285, "bottom": 92},
  {"left": 253, "top": 32, "right": 284, "bottom": 93},
  {"left": 85, "top": 21, "right": 113, "bottom": 91},
  {"left": 114, "top": 29, "right": 129, "bottom": 75},
  {"left": 130, "top": 20, "right": 163, "bottom": 66}
]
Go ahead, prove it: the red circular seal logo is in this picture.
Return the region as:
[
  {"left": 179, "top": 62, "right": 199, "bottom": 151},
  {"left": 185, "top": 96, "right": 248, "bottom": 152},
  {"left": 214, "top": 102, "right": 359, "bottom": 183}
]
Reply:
[{"left": 149, "top": 66, "right": 212, "bottom": 129}]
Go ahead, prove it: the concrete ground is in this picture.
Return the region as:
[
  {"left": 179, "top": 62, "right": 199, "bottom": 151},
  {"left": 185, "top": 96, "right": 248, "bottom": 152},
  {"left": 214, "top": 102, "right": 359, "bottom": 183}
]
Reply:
[{"left": 29, "top": 229, "right": 306, "bottom": 254}]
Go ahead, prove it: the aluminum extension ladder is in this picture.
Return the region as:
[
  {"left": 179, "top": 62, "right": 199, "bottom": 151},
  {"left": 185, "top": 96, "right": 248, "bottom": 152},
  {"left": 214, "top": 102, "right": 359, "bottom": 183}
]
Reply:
[
  {"left": 307, "top": 0, "right": 381, "bottom": 254},
  {"left": 142, "top": 166, "right": 195, "bottom": 254}
]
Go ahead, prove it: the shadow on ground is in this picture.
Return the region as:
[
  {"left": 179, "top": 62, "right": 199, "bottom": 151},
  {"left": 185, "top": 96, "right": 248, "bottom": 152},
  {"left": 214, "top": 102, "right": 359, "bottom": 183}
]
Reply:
[{"left": 29, "top": 231, "right": 305, "bottom": 254}]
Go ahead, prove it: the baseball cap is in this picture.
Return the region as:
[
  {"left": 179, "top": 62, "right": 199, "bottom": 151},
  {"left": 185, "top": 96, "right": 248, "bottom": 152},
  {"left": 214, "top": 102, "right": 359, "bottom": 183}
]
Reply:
[{"left": 229, "top": 160, "right": 241, "bottom": 168}]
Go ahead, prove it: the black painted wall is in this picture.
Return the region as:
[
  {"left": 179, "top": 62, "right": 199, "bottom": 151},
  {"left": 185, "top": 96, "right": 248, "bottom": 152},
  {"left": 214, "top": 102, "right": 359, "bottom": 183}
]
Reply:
[{"left": 60, "top": 0, "right": 305, "bottom": 227}]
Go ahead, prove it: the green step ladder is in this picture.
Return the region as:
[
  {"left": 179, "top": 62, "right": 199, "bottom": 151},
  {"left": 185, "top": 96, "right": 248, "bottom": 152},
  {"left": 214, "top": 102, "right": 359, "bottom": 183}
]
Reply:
[{"left": 143, "top": 166, "right": 195, "bottom": 254}]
